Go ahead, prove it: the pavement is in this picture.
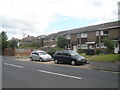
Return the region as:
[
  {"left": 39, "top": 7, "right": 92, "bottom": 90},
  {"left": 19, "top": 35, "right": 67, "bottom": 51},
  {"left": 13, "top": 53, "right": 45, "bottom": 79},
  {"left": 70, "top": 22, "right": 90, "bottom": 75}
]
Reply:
[{"left": 88, "top": 61, "right": 120, "bottom": 72}]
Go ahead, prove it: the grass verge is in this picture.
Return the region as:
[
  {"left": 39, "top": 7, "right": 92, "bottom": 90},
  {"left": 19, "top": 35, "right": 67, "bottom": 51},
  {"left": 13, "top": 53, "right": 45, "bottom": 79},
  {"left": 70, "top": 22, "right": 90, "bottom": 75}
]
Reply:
[
  {"left": 79, "top": 53, "right": 94, "bottom": 58},
  {"left": 88, "top": 54, "right": 120, "bottom": 62}
]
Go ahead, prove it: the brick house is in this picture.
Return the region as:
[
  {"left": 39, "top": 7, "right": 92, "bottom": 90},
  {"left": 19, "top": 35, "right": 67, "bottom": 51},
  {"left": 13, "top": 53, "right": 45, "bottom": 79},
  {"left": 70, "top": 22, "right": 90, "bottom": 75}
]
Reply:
[{"left": 43, "top": 21, "right": 120, "bottom": 53}]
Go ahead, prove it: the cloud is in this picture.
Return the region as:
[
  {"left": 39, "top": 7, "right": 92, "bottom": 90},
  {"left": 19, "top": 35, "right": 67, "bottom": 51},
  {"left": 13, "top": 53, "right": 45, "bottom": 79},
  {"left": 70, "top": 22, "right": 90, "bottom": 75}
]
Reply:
[{"left": 0, "top": 0, "right": 119, "bottom": 39}]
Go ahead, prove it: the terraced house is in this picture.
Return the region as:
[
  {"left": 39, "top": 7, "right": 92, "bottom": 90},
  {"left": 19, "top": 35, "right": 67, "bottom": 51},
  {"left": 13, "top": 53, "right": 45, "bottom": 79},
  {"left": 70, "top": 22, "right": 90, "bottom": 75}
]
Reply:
[{"left": 43, "top": 21, "right": 120, "bottom": 53}]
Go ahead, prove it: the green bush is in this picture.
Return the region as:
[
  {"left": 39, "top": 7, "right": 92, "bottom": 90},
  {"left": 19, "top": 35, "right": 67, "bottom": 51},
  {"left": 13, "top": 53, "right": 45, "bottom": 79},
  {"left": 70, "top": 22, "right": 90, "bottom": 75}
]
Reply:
[
  {"left": 95, "top": 48, "right": 108, "bottom": 55},
  {"left": 86, "top": 49, "right": 95, "bottom": 55},
  {"left": 77, "top": 49, "right": 87, "bottom": 53},
  {"left": 47, "top": 47, "right": 63, "bottom": 57}
]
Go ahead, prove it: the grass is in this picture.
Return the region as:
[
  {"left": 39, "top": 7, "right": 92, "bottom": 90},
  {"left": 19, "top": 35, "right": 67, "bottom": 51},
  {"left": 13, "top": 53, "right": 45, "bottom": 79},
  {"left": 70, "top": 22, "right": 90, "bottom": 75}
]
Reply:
[
  {"left": 79, "top": 53, "right": 94, "bottom": 58},
  {"left": 88, "top": 54, "right": 120, "bottom": 62}
]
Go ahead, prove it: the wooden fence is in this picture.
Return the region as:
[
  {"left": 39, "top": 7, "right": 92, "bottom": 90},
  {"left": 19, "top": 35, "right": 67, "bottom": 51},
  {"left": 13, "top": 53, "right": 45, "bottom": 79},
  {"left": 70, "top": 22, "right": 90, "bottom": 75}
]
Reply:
[{"left": 2, "top": 48, "right": 37, "bottom": 56}]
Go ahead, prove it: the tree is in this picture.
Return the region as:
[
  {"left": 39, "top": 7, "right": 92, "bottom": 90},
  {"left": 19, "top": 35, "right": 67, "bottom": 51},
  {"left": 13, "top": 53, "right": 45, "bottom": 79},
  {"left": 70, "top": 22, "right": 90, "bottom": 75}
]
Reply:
[
  {"left": 0, "top": 31, "right": 8, "bottom": 50},
  {"left": 103, "top": 37, "right": 114, "bottom": 53},
  {"left": 57, "top": 36, "right": 68, "bottom": 48},
  {"left": 9, "top": 40, "right": 18, "bottom": 48}
]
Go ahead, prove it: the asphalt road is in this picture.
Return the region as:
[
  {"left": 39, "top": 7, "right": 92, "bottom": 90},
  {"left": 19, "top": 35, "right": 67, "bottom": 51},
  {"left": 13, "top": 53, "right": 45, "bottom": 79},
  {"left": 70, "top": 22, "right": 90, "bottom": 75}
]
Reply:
[{"left": 2, "top": 56, "right": 118, "bottom": 88}]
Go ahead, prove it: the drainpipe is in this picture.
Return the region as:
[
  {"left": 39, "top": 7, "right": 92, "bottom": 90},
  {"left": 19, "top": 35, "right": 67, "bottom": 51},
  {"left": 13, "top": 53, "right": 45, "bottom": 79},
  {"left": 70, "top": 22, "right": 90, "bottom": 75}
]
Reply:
[{"left": 99, "top": 30, "right": 101, "bottom": 49}]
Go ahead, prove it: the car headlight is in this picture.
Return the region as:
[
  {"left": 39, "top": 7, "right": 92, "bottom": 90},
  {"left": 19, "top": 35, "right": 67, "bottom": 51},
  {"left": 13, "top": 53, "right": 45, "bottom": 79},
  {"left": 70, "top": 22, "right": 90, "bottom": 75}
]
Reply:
[{"left": 77, "top": 58, "right": 81, "bottom": 61}]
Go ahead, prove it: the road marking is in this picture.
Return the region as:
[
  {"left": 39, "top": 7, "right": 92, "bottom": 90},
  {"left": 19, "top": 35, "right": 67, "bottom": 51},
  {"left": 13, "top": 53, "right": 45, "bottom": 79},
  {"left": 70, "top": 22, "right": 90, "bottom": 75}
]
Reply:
[
  {"left": 4, "top": 63, "right": 24, "bottom": 68},
  {"left": 38, "top": 69, "right": 82, "bottom": 80}
]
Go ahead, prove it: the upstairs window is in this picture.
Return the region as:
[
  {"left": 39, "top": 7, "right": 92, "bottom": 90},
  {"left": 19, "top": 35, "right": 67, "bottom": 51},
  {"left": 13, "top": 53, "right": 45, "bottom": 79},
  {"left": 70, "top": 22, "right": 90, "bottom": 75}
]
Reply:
[
  {"left": 96, "top": 31, "right": 99, "bottom": 36},
  {"left": 66, "top": 34, "right": 71, "bottom": 39},
  {"left": 50, "top": 37, "right": 55, "bottom": 41},
  {"left": 103, "top": 30, "right": 109, "bottom": 34},
  {"left": 101, "top": 30, "right": 109, "bottom": 35},
  {"left": 77, "top": 34, "right": 80, "bottom": 38},
  {"left": 81, "top": 33, "right": 87, "bottom": 38}
]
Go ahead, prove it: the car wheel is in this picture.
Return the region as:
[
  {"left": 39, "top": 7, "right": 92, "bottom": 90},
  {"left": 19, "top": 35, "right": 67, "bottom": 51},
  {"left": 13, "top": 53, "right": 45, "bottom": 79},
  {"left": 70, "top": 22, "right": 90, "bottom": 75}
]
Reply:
[
  {"left": 84, "top": 61, "right": 87, "bottom": 63},
  {"left": 54, "top": 59, "right": 58, "bottom": 64},
  {"left": 71, "top": 61, "right": 75, "bottom": 65},
  {"left": 30, "top": 57, "right": 33, "bottom": 61},
  {"left": 39, "top": 58, "right": 43, "bottom": 62}
]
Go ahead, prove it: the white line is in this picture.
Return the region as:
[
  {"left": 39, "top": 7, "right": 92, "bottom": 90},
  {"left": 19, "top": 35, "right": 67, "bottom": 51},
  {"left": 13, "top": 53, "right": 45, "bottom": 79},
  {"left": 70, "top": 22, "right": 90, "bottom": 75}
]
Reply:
[
  {"left": 4, "top": 63, "right": 24, "bottom": 68},
  {"left": 38, "top": 69, "right": 82, "bottom": 80}
]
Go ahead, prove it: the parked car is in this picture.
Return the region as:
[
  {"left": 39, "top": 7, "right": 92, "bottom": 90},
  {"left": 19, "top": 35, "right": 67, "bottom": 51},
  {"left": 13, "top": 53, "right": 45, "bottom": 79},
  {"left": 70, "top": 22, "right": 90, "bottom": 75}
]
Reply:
[
  {"left": 53, "top": 50, "right": 87, "bottom": 65},
  {"left": 30, "top": 50, "right": 52, "bottom": 61}
]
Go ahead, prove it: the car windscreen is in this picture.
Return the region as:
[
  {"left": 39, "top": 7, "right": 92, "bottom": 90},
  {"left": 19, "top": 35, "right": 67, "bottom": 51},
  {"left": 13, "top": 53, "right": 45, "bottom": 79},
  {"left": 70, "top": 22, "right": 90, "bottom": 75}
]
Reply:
[
  {"left": 68, "top": 50, "right": 79, "bottom": 56},
  {"left": 38, "top": 51, "right": 47, "bottom": 55}
]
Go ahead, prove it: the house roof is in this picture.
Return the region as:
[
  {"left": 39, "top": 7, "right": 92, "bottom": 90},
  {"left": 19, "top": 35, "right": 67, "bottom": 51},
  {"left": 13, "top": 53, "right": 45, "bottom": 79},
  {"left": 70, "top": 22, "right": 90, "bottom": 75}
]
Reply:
[
  {"left": 10, "top": 37, "right": 20, "bottom": 42},
  {"left": 44, "top": 21, "right": 120, "bottom": 39},
  {"left": 22, "top": 35, "right": 36, "bottom": 41}
]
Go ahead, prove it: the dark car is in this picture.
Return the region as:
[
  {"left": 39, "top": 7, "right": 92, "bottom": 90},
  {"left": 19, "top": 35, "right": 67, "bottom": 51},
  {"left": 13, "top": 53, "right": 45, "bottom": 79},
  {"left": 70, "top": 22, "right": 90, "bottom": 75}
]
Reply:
[{"left": 53, "top": 50, "right": 87, "bottom": 65}]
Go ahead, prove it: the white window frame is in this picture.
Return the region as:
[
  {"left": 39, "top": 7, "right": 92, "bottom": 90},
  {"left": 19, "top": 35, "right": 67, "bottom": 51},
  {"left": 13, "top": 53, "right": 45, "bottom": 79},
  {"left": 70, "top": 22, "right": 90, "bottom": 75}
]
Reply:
[
  {"left": 101, "top": 30, "right": 109, "bottom": 35},
  {"left": 101, "top": 43, "right": 107, "bottom": 48},
  {"left": 66, "top": 34, "right": 71, "bottom": 39},
  {"left": 96, "top": 43, "right": 100, "bottom": 48},
  {"left": 77, "top": 44, "right": 81, "bottom": 49},
  {"left": 81, "top": 44, "right": 88, "bottom": 49},
  {"left": 81, "top": 32, "right": 87, "bottom": 38},
  {"left": 77, "top": 34, "right": 81, "bottom": 38},
  {"left": 50, "top": 37, "right": 55, "bottom": 41},
  {"left": 67, "top": 45, "right": 71, "bottom": 49},
  {"left": 96, "top": 31, "right": 99, "bottom": 36}
]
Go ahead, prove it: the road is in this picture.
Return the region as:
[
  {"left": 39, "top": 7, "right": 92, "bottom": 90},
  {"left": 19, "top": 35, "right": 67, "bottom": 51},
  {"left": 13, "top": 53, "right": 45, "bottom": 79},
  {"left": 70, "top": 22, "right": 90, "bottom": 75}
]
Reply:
[{"left": 2, "top": 56, "right": 118, "bottom": 88}]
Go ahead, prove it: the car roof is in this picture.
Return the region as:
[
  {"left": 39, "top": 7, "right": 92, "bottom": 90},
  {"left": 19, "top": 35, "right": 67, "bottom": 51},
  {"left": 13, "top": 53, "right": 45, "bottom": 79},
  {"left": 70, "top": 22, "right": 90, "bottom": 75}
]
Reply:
[
  {"left": 57, "top": 50, "right": 73, "bottom": 52},
  {"left": 32, "top": 50, "right": 46, "bottom": 53}
]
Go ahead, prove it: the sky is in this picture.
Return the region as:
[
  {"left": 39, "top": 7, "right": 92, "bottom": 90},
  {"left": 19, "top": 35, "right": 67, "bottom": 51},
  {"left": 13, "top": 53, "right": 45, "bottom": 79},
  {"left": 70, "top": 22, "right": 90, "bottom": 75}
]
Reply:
[{"left": 0, "top": 0, "right": 119, "bottom": 40}]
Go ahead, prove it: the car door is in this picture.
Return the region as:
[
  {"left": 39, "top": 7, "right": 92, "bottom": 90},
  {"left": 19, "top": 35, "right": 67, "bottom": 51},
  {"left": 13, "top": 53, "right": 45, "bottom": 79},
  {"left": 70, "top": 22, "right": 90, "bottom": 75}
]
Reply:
[
  {"left": 35, "top": 52, "right": 40, "bottom": 60},
  {"left": 31, "top": 52, "right": 36, "bottom": 60},
  {"left": 63, "top": 51, "right": 72, "bottom": 63},
  {"left": 57, "top": 51, "right": 64, "bottom": 63}
]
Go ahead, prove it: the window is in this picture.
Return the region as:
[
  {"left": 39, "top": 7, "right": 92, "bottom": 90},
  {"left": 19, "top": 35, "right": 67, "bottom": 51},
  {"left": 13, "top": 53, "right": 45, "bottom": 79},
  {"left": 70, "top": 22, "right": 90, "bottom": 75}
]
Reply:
[
  {"left": 77, "top": 34, "right": 80, "bottom": 38},
  {"left": 68, "top": 50, "right": 79, "bottom": 56},
  {"left": 103, "top": 30, "right": 109, "bottom": 35},
  {"left": 96, "top": 43, "right": 99, "bottom": 48},
  {"left": 55, "top": 37, "right": 58, "bottom": 41},
  {"left": 101, "top": 30, "right": 109, "bottom": 35},
  {"left": 63, "top": 51, "right": 70, "bottom": 56},
  {"left": 81, "top": 33, "right": 87, "bottom": 38},
  {"left": 66, "top": 34, "right": 71, "bottom": 39},
  {"left": 50, "top": 37, "right": 55, "bottom": 41},
  {"left": 96, "top": 31, "right": 99, "bottom": 36},
  {"left": 58, "top": 51, "right": 63, "bottom": 55},
  {"left": 77, "top": 44, "right": 81, "bottom": 49},
  {"left": 32, "top": 52, "right": 39, "bottom": 55},
  {"left": 81, "top": 44, "right": 88, "bottom": 49},
  {"left": 39, "top": 51, "right": 47, "bottom": 55},
  {"left": 101, "top": 43, "right": 107, "bottom": 48},
  {"left": 67, "top": 45, "right": 71, "bottom": 49}
]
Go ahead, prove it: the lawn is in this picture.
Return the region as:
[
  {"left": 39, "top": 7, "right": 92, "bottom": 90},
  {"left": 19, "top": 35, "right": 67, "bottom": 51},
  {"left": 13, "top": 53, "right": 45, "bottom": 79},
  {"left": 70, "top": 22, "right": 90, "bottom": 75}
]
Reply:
[
  {"left": 79, "top": 53, "right": 94, "bottom": 58},
  {"left": 88, "top": 54, "right": 120, "bottom": 62}
]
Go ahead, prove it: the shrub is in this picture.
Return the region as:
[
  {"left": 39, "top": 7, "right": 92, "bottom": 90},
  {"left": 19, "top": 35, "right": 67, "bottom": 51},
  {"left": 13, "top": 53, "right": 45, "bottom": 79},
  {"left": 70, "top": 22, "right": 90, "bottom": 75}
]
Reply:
[
  {"left": 47, "top": 47, "right": 63, "bottom": 57},
  {"left": 77, "top": 49, "right": 87, "bottom": 53},
  {"left": 86, "top": 49, "right": 95, "bottom": 55},
  {"left": 95, "top": 48, "right": 108, "bottom": 55}
]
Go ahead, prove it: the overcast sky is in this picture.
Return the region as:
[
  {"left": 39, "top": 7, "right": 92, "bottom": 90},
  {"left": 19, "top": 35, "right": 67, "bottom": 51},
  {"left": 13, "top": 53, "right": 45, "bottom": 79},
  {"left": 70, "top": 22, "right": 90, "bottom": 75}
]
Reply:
[{"left": 0, "top": 0, "right": 119, "bottom": 40}]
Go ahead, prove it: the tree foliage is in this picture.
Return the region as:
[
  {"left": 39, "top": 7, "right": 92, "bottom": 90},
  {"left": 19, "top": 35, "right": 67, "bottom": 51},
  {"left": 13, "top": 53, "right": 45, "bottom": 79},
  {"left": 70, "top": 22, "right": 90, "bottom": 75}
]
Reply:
[
  {"left": 57, "top": 36, "right": 68, "bottom": 48},
  {"left": 0, "top": 31, "right": 8, "bottom": 50},
  {"left": 9, "top": 40, "right": 18, "bottom": 48},
  {"left": 103, "top": 37, "right": 114, "bottom": 53}
]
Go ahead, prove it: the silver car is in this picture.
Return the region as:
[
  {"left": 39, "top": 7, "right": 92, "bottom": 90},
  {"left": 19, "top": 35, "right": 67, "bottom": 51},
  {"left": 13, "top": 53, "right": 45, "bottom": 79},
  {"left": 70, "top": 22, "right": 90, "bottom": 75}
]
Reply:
[{"left": 30, "top": 50, "right": 52, "bottom": 61}]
